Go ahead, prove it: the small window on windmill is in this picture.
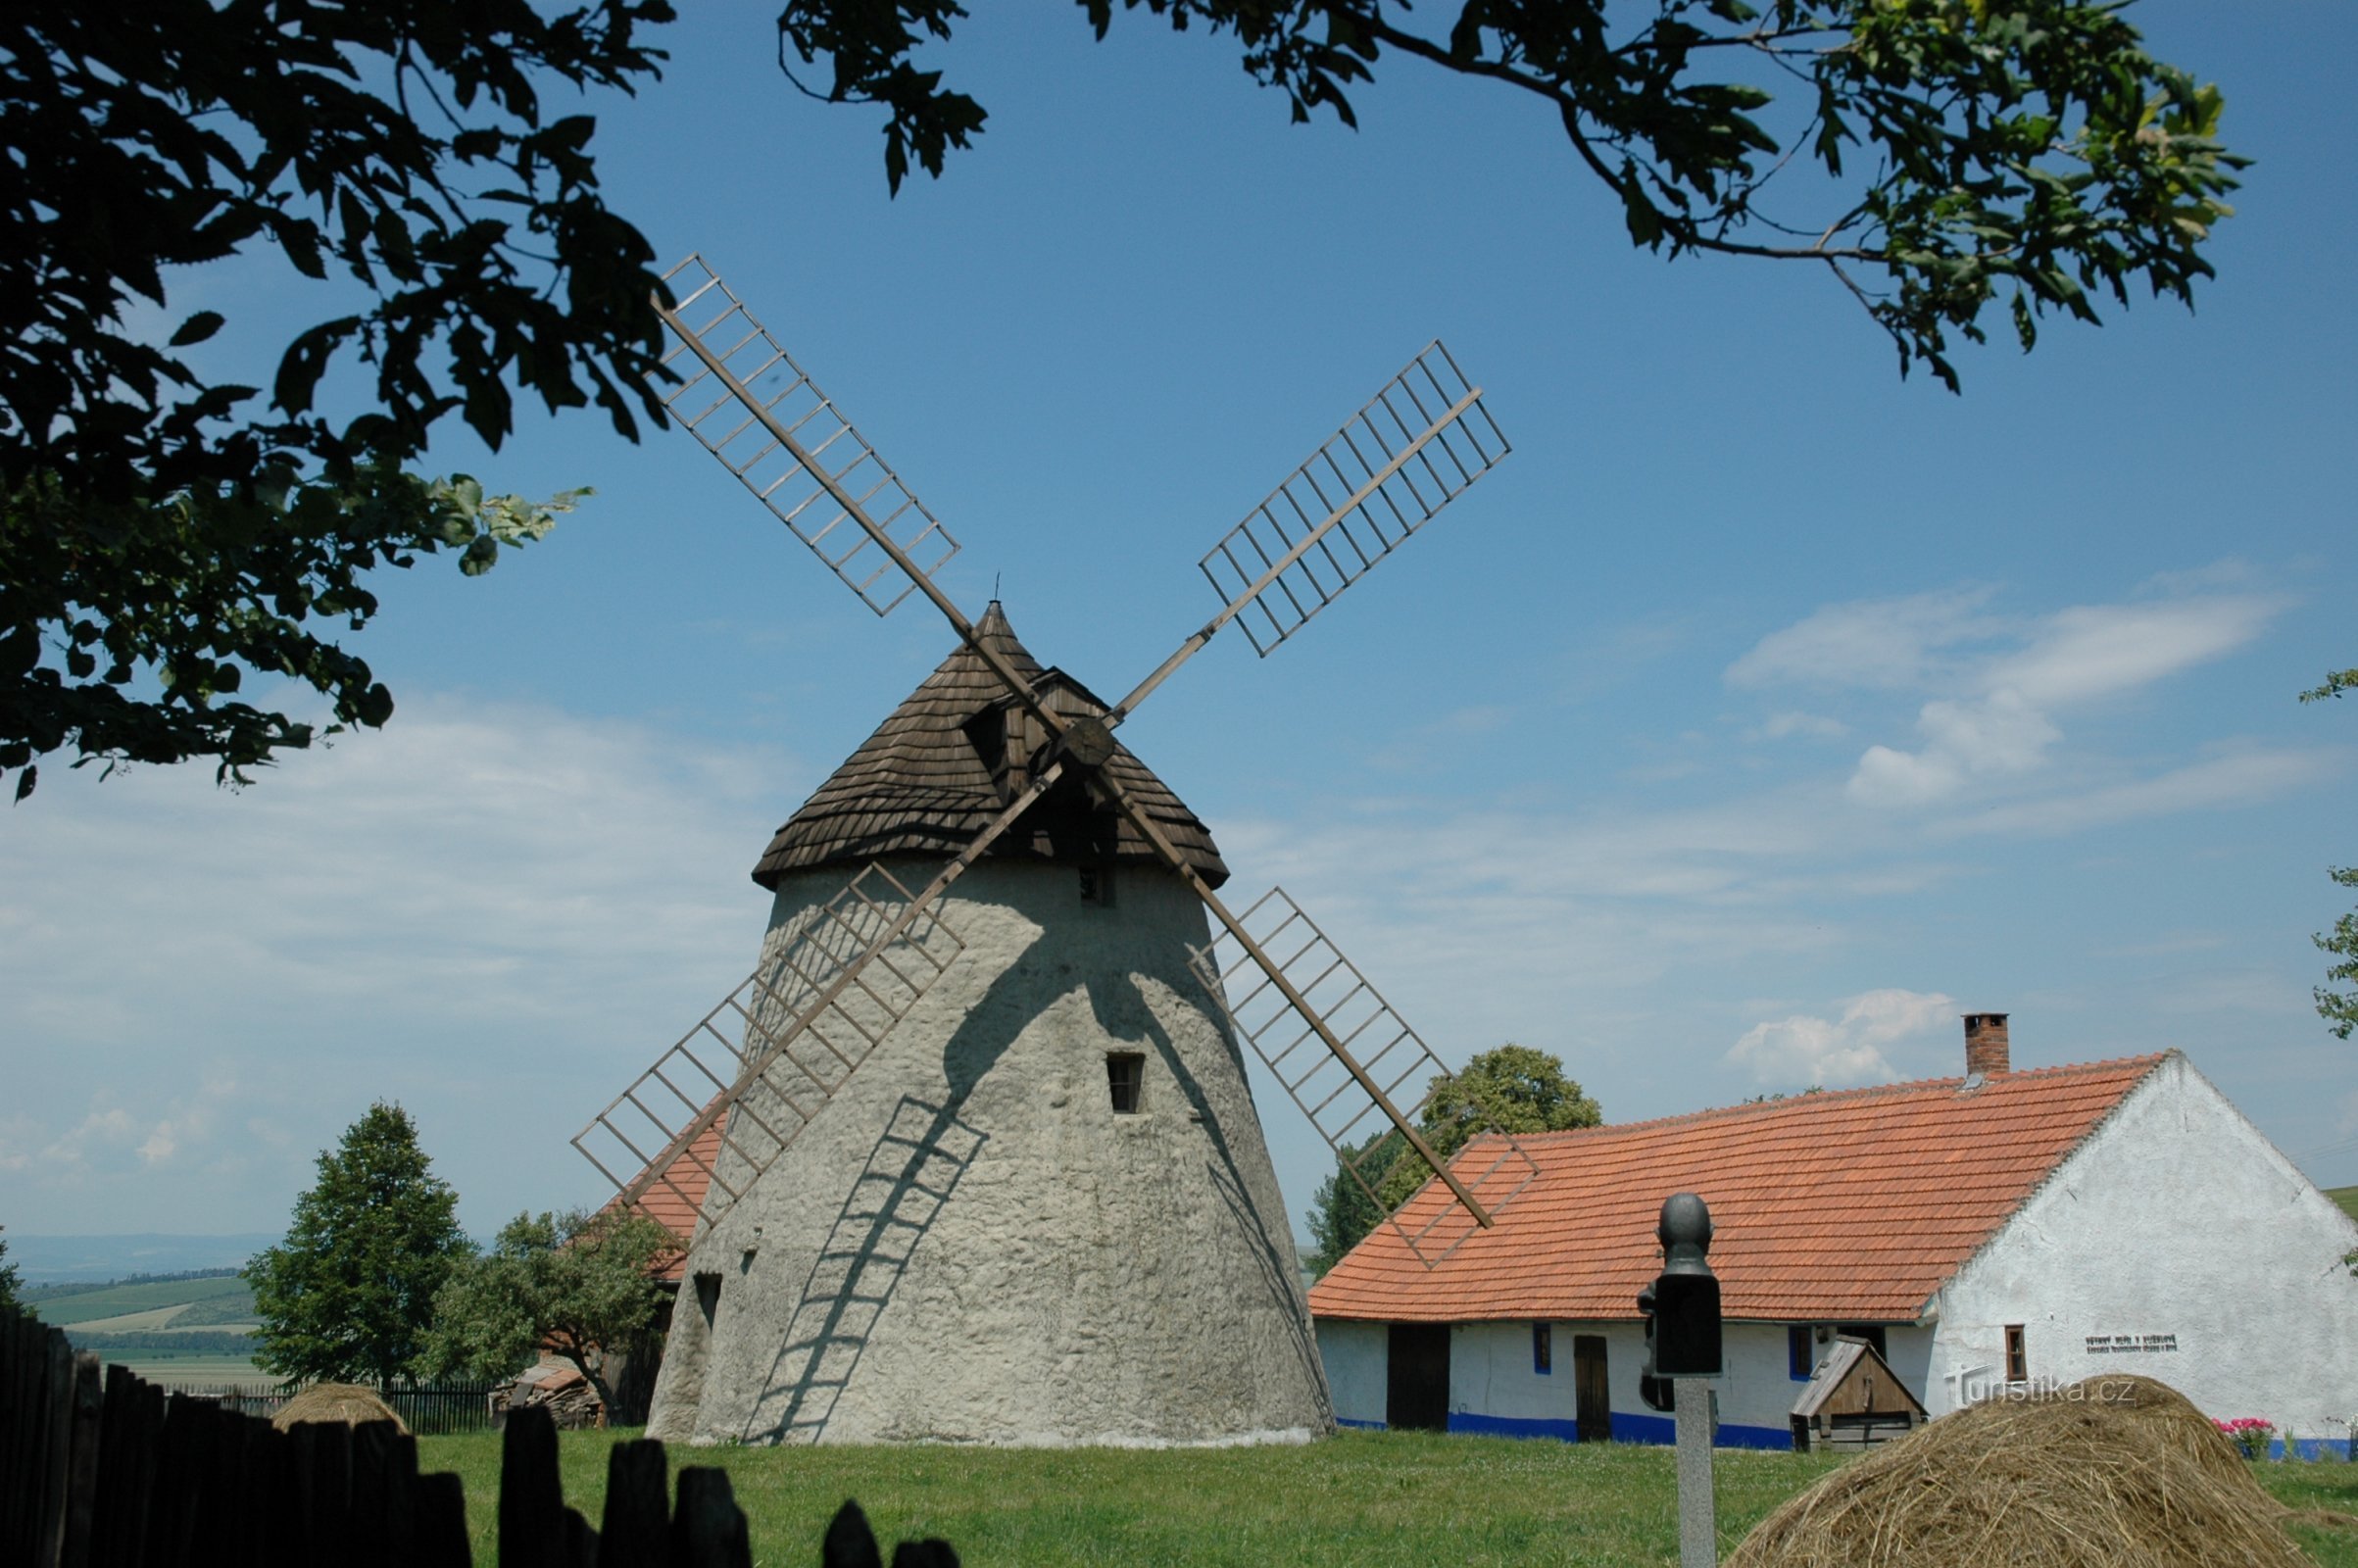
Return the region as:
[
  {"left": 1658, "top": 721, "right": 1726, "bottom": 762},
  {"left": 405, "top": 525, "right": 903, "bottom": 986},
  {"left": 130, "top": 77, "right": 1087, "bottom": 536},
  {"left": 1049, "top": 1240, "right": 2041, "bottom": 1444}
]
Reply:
[
  {"left": 2004, "top": 1324, "right": 2028, "bottom": 1384},
  {"left": 1105, "top": 1052, "right": 1145, "bottom": 1113},
  {"left": 1079, "top": 861, "right": 1114, "bottom": 906}
]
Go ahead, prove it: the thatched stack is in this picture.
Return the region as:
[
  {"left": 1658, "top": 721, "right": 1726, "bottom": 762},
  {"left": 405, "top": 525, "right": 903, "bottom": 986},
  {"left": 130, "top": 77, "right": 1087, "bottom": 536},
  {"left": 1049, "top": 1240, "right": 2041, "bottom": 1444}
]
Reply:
[
  {"left": 270, "top": 1382, "right": 409, "bottom": 1435},
  {"left": 1727, "top": 1374, "right": 2309, "bottom": 1568}
]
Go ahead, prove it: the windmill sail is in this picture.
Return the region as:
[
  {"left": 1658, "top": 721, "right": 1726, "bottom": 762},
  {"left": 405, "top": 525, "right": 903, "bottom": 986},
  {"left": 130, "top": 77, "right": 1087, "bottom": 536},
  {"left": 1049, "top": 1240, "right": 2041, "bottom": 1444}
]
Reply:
[
  {"left": 574, "top": 862, "right": 966, "bottom": 1241},
  {"left": 656, "top": 256, "right": 958, "bottom": 616},
  {"left": 1199, "top": 341, "right": 1507, "bottom": 657},
  {"left": 1192, "top": 887, "right": 1538, "bottom": 1267}
]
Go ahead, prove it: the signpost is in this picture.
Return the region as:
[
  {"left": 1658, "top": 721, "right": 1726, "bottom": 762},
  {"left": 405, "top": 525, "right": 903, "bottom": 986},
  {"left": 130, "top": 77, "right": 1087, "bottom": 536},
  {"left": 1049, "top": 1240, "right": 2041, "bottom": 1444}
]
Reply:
[{"left": 1639, "top": 1193, "right": 1722, "bottom": 1568}]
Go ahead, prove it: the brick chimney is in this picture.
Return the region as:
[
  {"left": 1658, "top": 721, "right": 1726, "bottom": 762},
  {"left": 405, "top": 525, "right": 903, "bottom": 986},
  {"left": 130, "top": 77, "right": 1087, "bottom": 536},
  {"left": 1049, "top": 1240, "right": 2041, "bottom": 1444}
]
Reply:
[{"left": 1963, "top": 1012, "right": 2011, "bottom": 1077}]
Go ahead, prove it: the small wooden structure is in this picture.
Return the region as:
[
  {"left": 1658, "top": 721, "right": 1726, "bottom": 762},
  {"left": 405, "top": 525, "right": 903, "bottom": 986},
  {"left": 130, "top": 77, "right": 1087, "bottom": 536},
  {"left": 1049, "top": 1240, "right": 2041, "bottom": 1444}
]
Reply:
[{"left": 1790, "top": 1335, "right": 1927, "bottom": 1451}]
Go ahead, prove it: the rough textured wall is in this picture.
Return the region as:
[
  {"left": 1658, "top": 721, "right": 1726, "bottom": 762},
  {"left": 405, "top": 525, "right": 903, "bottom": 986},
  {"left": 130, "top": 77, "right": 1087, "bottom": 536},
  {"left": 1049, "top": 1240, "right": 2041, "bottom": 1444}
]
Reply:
[
  {"left": 646, "top": 857, "right": 1331, "bottom": 1446},
  {"left": 1928, "top": 1054, "right": 2358, "bottom": 1444}
]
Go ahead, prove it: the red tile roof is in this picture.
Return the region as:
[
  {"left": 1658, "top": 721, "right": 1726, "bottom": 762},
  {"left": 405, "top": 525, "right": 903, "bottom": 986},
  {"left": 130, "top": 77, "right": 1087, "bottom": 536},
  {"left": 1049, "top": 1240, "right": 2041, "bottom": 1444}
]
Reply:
[
  {"left": 598, "top": 1110, "right": 726, "bottom": 1283},
  {"left": 1307, "top": 1054, "right": 2167, "bottom": 1326}
]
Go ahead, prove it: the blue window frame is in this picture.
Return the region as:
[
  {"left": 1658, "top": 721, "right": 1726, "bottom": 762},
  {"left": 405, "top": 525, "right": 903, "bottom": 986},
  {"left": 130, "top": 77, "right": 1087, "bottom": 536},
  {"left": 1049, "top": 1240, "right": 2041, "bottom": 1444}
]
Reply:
[
  {"left": 1789, "top": 1325, "right": 1814, "bottom": 1381},
  {"left": 1533, "top": 1322, "right": 1552, "bottom": 1375}
]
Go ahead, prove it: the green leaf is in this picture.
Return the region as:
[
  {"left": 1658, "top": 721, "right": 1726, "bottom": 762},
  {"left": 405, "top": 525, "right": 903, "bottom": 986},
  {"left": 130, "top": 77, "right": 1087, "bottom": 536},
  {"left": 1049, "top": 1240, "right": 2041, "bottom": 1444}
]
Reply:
[{"left": 170, "top": 311, "right": 226, "bottom": 347}]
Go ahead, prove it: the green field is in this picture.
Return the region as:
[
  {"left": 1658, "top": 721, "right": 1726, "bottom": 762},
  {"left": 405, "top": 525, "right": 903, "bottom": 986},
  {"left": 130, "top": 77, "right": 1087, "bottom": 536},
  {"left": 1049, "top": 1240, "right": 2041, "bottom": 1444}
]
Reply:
[
  {"left": 27, "top": 1274, "right": 253, "bottom": 1328},
  {"left": 411, "top": 1428, "right": 2358, "bottom": 1568},
  {"left": 99, "top": 1350, "right": 278, "bottom": 1390},
  {"left": 2330, "top": 1186, "right": 2358, "bottom": 1224}
]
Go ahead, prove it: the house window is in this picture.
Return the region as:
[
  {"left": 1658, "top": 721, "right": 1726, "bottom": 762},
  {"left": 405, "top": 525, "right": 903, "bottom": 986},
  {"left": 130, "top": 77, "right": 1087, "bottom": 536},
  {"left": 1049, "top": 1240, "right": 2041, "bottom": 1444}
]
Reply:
[
  {"left": 1106, "top": 1052, "right": 1145, "bottom": 1113},
  {"left": 1789, "top": 1326, "right": 1814, "bottom": 1381},
  {"left": 2004, "top": 1324, "right": 2028, "bottom": 1383},
  {"left": 1079, "top": 864, "right": 1114, "bottom": 906},
  {"left": 1533, "top": 1322, "right": 1552, "bottom": 1375}
]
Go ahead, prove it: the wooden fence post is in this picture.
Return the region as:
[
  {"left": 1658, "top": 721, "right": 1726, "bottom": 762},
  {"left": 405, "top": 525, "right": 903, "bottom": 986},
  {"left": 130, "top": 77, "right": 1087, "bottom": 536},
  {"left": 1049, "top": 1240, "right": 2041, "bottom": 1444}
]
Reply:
[
  {"left": 598, "top": 1439, "right": 669, "bottom": 1568},
  {"left": 672, "top": 1467, "right": 752, "bottom": 1568},
  {"left": 60, "top": 1351, "right": 101, "bottom": 1568}
]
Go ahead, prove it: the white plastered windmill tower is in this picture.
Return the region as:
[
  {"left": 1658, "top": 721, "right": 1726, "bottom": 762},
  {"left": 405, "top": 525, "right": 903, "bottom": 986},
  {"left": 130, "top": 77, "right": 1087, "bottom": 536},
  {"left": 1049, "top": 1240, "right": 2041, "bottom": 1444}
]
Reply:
[{"left": 573, "top": 258, "right": 1540, "bottom": 1446}]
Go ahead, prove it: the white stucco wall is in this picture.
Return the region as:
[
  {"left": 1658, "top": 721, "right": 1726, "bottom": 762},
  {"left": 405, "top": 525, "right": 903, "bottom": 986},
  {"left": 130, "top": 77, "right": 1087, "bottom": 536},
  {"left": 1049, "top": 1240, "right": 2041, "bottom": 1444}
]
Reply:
[
  {"left": 1315, "top": 1319, "right": 1387, "bottom": 1427},
  {"left": 1929, "top": 1054, "right": 2358, "bottom": 1453}
]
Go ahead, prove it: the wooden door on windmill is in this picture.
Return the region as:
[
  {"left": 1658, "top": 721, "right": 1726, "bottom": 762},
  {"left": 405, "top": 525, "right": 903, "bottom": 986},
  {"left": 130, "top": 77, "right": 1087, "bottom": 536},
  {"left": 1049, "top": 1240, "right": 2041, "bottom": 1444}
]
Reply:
[
  {"left": 1386, "top": 1323, "right": 1450, "bottom": 1433},
  {"left": 1573, "top": 1334, "right": 1611, "bottom": 1443}
]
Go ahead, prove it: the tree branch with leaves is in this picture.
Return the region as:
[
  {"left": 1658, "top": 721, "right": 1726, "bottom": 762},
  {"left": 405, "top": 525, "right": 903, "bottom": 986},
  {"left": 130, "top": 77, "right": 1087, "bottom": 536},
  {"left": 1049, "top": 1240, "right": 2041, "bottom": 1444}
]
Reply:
[
  {"left": 778, "top": 0, "right": 2244, "bottom": 392},
  {"left": 1, "top": 0, "right": 674, "bottom": 800},
  {"left": 2302, "top": 668, "right": 2358, "bottom": 1040}
]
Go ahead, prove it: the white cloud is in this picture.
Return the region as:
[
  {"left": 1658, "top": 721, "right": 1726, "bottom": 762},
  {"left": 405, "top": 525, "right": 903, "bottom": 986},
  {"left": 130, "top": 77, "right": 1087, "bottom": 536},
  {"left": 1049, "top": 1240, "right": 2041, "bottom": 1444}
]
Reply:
[
  {"left": 1847, "top": 688, "right": 2063, "bottom": 806},
  {"left": 1756, "top": 710, "right": 1849, "bottom": 742},
  {"left": 1726, "top": 989, "right": 1957, "bottom": 1087},
  {"left": 1724, "top": 585, "right": 2289, "bottom": 811},
  {"left": 0, "top": 694, "right": 804, "bottom": 1231},
  {"left": 1725, "top": 589, "right": 2002, "bottom": 691},
  {"left": 1942, "top": 746, "right": 2341, "bottom": 838}
]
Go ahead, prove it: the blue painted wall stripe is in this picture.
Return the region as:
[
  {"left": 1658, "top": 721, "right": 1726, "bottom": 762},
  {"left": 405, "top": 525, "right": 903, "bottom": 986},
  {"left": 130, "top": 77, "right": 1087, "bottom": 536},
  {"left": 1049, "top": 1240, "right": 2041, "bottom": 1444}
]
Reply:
[{"left": 1441, "top": 1409, "right": 1793, "bottom": 1450}]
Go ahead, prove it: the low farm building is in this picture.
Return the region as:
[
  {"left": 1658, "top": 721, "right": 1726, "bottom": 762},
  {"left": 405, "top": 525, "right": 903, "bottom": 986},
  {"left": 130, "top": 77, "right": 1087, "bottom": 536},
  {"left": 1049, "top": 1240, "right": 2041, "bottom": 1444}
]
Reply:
[{"left": 1308, "top": 1015, "right": 2358, "bottom": 1455}]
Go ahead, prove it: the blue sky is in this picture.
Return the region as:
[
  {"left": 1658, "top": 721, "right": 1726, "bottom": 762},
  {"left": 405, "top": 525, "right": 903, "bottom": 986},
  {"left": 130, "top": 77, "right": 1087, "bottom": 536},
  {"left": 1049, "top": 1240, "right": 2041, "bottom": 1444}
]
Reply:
[{"left": 3, "top": 2, "right": 2352, "bottom": 1245}]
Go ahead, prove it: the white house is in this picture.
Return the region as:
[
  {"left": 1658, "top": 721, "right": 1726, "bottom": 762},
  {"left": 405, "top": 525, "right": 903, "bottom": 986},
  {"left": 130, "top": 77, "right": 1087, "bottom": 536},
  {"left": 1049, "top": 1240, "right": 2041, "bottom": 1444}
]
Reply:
[{"left": 1308, "top": 1015, "right": 2358, "bottom": 1455}]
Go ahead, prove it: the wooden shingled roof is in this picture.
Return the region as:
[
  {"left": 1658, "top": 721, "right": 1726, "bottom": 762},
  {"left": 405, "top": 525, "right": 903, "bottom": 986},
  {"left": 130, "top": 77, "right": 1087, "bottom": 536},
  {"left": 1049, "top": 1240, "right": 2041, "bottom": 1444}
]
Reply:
[
  {"left": 1308, "top": 1054, "right": 2168, "bottom": 1325},
  {"left": 753, "top": 603, "right": 1229, "bottom": 890}
]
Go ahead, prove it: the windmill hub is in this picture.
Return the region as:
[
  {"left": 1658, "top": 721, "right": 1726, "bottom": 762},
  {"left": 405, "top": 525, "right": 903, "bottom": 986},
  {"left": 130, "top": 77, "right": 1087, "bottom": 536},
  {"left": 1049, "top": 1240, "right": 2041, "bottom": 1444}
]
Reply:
[{"left": 1056, "top": 713, "right": 1117, "bottom": 768}]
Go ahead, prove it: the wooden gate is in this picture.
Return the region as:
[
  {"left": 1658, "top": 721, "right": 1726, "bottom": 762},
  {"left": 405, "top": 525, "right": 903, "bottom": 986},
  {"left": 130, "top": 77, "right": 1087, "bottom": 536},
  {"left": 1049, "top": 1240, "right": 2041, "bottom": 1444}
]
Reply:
[
  {"left": 1573, "top": 1334, "right": 1611, "bottom": 1443},
  {"left": 1385, "top": 1323, "right": 1449, "bottom": 1433}
]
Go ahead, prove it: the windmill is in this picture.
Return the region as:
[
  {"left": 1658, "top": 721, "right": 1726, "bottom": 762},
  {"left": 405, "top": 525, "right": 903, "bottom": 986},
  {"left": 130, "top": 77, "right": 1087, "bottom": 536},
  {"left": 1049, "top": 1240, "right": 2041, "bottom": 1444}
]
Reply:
[{"left": 574, "top": 257, "right": 1540, "bottom": 1446}]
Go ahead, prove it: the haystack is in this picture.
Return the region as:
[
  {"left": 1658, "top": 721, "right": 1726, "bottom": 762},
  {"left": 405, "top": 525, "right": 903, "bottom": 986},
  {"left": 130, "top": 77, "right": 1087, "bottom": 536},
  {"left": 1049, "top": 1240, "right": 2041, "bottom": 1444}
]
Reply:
[
  {"left": 271, "top": 1382, "right": 408, "bottom": 1435},
  {"left": 1727, "top": 1374, "right": 2305, "bottom": 1568}
]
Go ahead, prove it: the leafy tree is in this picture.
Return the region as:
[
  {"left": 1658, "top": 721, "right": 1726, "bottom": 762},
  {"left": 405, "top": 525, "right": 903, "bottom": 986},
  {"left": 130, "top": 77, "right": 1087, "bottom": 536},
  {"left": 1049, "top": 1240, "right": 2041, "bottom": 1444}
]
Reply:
[
  {"left": 1303, "top": 1044, "right": 1601, "bottom": 1271},
  {"left": 0, "top": 1225, "right": 21, "bottom": 1315},
  {"left": 247, "top": 1102, "right": 473, "bottom": 1392},
  {"left": 2303, "top": 669, "right": 2358, "bottom": 1040},
  {"left": 2, "top": 0, "right": 671, "bottom": 800},
  {"left": 417, "top": 1206, "right": 675, "bottom": 1417},
  {"left": 1304, "top": 1129, "right": 1404, "bottom": 1277},
  {"left": 783, "top": 0, "right": 2244, "bottom": 390}
]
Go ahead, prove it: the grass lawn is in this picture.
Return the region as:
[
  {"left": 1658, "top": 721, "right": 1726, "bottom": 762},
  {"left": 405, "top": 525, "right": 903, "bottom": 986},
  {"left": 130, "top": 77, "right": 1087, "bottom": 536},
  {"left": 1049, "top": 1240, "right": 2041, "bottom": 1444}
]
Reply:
[
  {"left": 411, "top": 1428, "right": 2358, "bottom": 1567},
  {"left": 2329, "top": 1186, "right": 2358, "bottom": 1225}
]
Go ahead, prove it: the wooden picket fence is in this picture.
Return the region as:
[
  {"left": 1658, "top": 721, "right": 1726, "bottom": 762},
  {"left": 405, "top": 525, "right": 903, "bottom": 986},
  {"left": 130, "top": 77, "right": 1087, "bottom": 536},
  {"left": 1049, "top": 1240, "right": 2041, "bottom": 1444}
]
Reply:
[{"left": 0, "top": 1305, "right": 958, "bottom": 1567}]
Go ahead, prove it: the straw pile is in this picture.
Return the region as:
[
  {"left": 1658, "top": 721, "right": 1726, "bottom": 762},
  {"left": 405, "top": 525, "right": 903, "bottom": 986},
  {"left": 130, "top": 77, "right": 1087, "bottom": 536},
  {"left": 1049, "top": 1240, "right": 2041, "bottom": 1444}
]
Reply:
[
  {"left": 271, "top": 1382, "right": 409, "bottom": 1435},
  {"left": 1726, "top": 1374, "right": 2310, "bottom": 1568}
]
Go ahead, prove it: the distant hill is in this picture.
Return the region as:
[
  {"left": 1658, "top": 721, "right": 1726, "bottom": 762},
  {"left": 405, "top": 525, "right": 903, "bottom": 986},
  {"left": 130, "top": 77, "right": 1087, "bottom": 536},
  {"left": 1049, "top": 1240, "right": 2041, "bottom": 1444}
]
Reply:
[
  {"left": 2331, "top": 1186, "right": 2358, "bottom": 1224},
  {"left": 6, "top": 1233, "right": 275, "bottom": 1284},
  {"left": 28, "top": 1274, "right": 253, "bottom": 1329}
]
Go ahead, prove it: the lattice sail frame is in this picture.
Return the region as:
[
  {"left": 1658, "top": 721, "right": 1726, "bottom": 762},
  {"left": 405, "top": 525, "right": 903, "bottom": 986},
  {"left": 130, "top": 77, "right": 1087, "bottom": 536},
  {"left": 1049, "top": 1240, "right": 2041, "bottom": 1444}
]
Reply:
[
  {"left": 572, "top": 863, "right": 965, "bottom": 1241},
  {"left": 657, "top": 255, "right": 958, "bottom": 616},
  {"left": 1191, "top": 888, "right": 1538, "bottom": 1268},
  {"left": 1199, "top": 341, "right": 1508, "bottom": 657}
]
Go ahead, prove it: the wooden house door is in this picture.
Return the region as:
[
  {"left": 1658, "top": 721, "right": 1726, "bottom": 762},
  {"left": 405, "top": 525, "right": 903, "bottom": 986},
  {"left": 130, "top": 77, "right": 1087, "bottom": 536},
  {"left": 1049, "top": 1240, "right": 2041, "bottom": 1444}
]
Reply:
[
  {"left": 1386, "top": 1323, "right": 1450, "bottom": 1432},
  {"left": 1573, "top": 1334, "right": 1611, "bottom": 1443}
]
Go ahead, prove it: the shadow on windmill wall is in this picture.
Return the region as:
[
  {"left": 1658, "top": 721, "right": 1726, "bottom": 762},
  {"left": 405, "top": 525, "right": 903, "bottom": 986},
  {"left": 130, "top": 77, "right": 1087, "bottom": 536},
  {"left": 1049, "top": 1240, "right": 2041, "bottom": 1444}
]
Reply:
[
  {"left": 1098, "top": 971, "right": 1327, "bottom": 1406},
  {"left": 742, "top": 1093, "right": 988, "bottom": 1444}
]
